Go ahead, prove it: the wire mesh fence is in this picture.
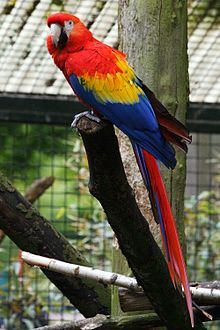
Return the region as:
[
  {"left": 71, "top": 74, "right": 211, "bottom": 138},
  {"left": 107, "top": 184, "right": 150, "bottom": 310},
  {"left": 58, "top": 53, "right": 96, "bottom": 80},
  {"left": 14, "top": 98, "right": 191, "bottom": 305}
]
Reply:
[
  {"left": 186, "top": 132, "right": 220, "bottom": 283},
  {"left": 0, "top": 118, "right": 220, "bottom": 328},
  {"left": 0, "top": 0, "right": 118, "bottom": 96},
  {"left": 0, "top": 122, "right": 112, "bottom": 328}
]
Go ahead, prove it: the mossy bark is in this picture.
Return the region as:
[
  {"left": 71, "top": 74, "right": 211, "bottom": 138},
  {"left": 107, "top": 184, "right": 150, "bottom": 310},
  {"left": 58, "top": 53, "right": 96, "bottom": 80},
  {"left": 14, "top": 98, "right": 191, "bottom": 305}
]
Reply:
[
  {"left": 118, "top": 0, "right": 188, "bottom": 255},
  {"left": 35, "top": 313, "right": 163, "bottom": 330},
  {"left": 0, "top": 172, "right": 111, "bottom": 317},
  {"left": 111, "top": 236, "right": 130, "bottom": 317}
]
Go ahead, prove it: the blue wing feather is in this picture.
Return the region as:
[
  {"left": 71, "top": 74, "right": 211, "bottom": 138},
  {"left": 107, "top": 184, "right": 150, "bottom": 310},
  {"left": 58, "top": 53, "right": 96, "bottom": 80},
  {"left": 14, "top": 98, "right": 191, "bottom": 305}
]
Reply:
[{"left": 69, "top": 73, "right": 176, "bottom": 169}]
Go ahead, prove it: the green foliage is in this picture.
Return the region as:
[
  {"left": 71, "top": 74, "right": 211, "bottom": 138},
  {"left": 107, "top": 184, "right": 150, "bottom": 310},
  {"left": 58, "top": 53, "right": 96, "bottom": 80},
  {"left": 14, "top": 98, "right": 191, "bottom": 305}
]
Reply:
[
  {"left": 0, "top": 250, "right": 48, "bottom": 329},
  {"left": 1, "top": 294, "right": 48, "bottom": 329},
  {"left": 185, "top": 190, "right": 220, "bottom": 281},
  {"left": 65, "top": 137, "right": 112, "bottom": 268},
  {"left": 0, "top": 122, "right": 112, "bottom": 328},
  {"left": 0, "top": 123, "right": 67, "bottom": 178}
]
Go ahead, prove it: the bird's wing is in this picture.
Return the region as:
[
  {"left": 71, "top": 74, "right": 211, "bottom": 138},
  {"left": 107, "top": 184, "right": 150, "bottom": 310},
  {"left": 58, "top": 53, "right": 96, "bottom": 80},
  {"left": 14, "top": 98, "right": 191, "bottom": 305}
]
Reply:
[{"left": 66, "top": 46, "right": 176, "bottom": 168}]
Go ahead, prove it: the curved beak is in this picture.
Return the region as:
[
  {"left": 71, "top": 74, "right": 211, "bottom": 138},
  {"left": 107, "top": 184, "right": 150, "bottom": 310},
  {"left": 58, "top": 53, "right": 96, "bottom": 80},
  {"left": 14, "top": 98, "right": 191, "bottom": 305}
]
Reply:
[
  {"left": 50, "top": 23, "right": 68, "bottom": 48},
  {"left": 50, "top": 23, "right": 61, "bottom": 48}
]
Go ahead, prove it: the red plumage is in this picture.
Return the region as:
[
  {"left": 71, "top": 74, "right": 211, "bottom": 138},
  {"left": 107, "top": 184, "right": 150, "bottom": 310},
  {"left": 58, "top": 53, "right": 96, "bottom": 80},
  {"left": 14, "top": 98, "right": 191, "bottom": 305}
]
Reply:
[{"left": 142, "top": 150, "right": 194, "bottom": 326}]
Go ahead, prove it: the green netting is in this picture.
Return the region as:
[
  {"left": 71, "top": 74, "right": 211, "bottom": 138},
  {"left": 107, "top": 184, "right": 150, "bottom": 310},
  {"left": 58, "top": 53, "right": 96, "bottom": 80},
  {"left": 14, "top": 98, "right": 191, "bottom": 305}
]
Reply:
[
  {"left": 1, "top": 121, "right": 220, "bottom": 329},
  {"left": 0, "top": 122, "right": 112, "bottom": 328}
]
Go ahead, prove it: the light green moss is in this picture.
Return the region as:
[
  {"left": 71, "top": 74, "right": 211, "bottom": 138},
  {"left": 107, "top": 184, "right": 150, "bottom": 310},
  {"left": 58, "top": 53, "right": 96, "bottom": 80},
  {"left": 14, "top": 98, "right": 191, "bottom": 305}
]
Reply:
[{"left": 0, "top": 173, "right": 15, "bottom": 193}]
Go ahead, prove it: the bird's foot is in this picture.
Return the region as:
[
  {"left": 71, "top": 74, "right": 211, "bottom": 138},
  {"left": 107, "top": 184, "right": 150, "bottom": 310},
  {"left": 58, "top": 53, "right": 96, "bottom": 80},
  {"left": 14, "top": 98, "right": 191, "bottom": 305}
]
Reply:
[{"left": 71, "top": 111, "right": 101, "bottom": 129}]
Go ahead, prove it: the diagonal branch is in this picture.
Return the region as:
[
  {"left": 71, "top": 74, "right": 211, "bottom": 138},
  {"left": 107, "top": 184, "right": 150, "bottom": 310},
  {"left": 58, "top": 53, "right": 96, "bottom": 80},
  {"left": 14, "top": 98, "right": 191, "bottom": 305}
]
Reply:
[
  {"left": 77, "top": 117, "right": 205, "bottom": 330},
  {"left": 0, "top": 176, "right": 55, "bottom": 245},
  {"left": 0, "top": 172, "right": 110, "bottom": 317}
]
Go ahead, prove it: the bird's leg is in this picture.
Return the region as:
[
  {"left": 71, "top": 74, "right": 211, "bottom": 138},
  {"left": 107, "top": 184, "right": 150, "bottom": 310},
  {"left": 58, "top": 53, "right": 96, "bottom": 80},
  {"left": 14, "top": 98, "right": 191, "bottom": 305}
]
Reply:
[{"left": 71, "top": 111, "right": 101, "bottom": 129}]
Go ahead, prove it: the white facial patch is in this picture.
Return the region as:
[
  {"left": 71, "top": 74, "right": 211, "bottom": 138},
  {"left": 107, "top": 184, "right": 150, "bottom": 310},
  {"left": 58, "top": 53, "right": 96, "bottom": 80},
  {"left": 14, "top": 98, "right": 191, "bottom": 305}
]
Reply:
[{"left": 64, "top": 20, "right": 74, "bottom": 37}]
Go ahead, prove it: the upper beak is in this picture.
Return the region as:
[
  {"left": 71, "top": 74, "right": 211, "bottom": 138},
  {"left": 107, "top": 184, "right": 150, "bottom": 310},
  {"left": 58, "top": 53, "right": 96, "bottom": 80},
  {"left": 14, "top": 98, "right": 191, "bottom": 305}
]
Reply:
[
  {"left": 50, "top": 23, "right": 61, "bottom": 48},
  {"left": 50, "top": 23, "right": 68, "bottom": 48}
]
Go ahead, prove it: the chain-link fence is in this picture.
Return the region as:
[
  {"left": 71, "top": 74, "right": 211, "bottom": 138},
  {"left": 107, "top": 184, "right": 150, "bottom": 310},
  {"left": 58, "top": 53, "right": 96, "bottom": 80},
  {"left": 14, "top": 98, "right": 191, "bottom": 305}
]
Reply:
[
  {"left": 186, "top": 130, "right": 220, "bottom": 283},
  {"left": 0, "top": 120, "right": 112, "bottom": 328},
  {"left": 0, "top": 111, "right": 220, "bottom": 328}
]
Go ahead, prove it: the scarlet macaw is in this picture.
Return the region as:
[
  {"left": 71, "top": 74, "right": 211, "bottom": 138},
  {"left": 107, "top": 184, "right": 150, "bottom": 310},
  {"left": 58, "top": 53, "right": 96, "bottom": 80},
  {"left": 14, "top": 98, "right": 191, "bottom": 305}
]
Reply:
[{"left": 47, "top": 13, "right": 193, "bottom": 327}]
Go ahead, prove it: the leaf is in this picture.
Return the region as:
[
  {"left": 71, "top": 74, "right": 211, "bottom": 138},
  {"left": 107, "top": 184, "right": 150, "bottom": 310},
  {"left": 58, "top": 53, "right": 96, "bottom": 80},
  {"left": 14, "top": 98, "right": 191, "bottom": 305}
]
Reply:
[
  {"left": 55, "top": 207, "right": 65, "bottom": 220},
  {"left": 22, "top": 318, "right": 35, "bottom": 329}
]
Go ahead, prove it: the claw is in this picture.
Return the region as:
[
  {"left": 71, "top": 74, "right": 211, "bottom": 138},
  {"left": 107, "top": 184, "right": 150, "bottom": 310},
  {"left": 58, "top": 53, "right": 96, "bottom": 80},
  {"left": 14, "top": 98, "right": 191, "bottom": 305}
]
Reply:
[{"left": 71, "top": 111, "right": 101, "bottom": 129}]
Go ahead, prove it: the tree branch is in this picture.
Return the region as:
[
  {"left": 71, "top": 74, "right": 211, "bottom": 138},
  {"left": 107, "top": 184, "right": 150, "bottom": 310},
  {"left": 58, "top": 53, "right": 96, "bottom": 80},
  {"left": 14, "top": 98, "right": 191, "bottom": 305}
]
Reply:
[
  {"left": 24, "top": 176, "right": 55, "bottom": 203},
  {"left": 76, "top": 117, "right": 205, "bottom": 330},
  {"left": 22, "top": 252, "right": 139, "bottom": 290},
  {"left": 34, "top": 307, "right": 220, "bottom": 330},
  {"left": 0, "top": 172, "right": 110, "bottom": 317},
  {"left": 119, "top": 285, "right": 220, "bottom": 313},
  {"left": 0, "top": 176, "right": 55, "bottom": 245},
  {"left": 22, "top": 251, "right": 220, "bottom": 312},
  {"left": 34, "top": 314, "right": 163, "bottom": 330},
  {"left": 35, "top": 306, "right": 220, "bottom": 330}
]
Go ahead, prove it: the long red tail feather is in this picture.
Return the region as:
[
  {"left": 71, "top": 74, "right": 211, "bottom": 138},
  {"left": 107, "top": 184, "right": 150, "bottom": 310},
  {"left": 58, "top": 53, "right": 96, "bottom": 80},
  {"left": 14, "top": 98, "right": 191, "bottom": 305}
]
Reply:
[{"left": 133, "top": 143, "right": 194, "bottom": 327}]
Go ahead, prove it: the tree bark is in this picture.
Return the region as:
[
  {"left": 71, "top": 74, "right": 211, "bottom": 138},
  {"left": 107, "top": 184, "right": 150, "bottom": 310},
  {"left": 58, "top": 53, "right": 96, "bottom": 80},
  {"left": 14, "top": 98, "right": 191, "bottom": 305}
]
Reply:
[
  {"left": 35, "top": 307, "right": 220, "bottom": 330},
  {"left": 0, "top": 175, "right": 55, "bottom": 245},
  {"left": 35, "top": 313, "right": 163, "bottom": 330},
  {"left": 118, "top": 0, "right": 189, "bottom": 251},
  {"left": 111, "top": 235, "right": 130, "bottom": 316},
  {"left": 119, "top": 283, "right": 220, "bottom": 313},
  {"left": 0, "top": 172, "right": 111, "bottom": 317},
  {"left": 77, "top": 117, "right": 205, "bottom": 330}
]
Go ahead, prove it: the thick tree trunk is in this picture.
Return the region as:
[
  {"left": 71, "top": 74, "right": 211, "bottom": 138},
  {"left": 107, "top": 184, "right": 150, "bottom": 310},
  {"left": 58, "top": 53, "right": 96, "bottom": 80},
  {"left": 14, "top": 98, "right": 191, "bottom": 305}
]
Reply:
[
  {"left": 0, "top": 172, "right": 111, "bottom": 317},
  {"left": 118, "top": 0, "right": 188, "bottom": 251}
]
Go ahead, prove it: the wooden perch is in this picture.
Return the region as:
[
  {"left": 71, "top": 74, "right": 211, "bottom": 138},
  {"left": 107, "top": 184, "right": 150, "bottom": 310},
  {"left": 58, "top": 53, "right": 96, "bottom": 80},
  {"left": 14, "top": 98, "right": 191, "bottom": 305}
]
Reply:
[
  {"left": 22, "top": 252, "right": 139, "bottom": 290},
  {"left": 76, "top": 117, "right": 205, "bottom": 330},
  {"left": 22, "top": 251, "right": 220, "bottom": 318},
  {"left": 0, "top": 176, "right": 55, "bottom": 244},
  {"left": 191, "top": 286, "right": 220, "bottom": 305},
  {"left": 0, "top": 172, "right": 110, "bottom": 317}
]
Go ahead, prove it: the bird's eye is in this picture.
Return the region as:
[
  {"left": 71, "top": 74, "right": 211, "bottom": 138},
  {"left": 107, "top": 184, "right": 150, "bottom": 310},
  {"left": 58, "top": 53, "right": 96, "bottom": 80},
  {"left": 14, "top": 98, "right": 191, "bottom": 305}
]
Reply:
[{"left": 64, "top": 20, "right": 74, "bottom": 37}]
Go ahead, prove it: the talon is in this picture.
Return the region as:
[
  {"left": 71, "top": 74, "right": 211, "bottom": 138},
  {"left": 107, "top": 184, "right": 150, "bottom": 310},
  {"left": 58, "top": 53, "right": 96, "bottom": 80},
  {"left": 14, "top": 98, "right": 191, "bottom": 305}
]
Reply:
[{"left": 71, "top": 111, "right": 101, "bottom": 129}]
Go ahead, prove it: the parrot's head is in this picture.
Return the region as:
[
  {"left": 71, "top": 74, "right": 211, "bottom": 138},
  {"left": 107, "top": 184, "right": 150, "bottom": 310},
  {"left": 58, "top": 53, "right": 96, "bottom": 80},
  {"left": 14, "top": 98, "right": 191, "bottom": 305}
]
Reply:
[{"left": 47, "top": 12, "right": 93, "bottom": 56}]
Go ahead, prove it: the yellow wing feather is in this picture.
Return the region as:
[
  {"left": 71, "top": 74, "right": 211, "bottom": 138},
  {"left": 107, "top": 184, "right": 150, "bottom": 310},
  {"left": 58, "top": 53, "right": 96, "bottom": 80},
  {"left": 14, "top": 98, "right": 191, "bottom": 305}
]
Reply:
[{"left": 78, "top": 57, "right": 144, "bottom": 104}]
